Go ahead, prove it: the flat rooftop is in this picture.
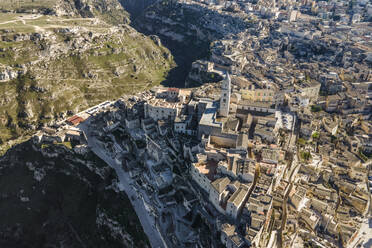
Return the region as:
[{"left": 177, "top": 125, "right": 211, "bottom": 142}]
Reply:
[
  {"left": 199, "top": 101, "right": 223, "bottom": 128},
  {"left": 195, "top": 160, "right": 218, "bottom": 181},
  {"left": 147, "top": 98, "right": 183, "bottom": 109}
]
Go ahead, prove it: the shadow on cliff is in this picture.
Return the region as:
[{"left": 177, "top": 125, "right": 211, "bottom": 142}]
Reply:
[
  {"left": 119, "top": 0, "right": 247, "bottom": 88},
  {"left": 158, "top": 35, "right": 210, "bottom": 88}
]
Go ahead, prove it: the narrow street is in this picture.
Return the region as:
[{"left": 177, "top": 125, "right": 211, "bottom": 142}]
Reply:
[
  {"left": 347, "top": 161, "right": 372, "bottom": 248},
  {"left": 277, "top": 152, "right": 299, "bottom": 248}
]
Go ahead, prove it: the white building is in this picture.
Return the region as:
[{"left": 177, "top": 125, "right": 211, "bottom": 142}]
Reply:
[
  {"left": 174, "top": 114, "right": 195, "bottom": 135},
  {"left": 191, "top": 162, "right": 213, "bottom": 193},
  {"left": 274, "top": 111, "right": 295, "bottom": 131},
  {"left": 209, "top": 177, "right": 231, "bottom": 213},
  {"left": 226, "top": 184, "right": 250, "bottom": 219},
  {"left": 144, "top": 99, "right": 182, "bottom": 121},
  {"left": 289, "top": 10, "right": 300, "bottom": 22},
  {"left": 221, "top": 223, "right": 245, "bottom": 248},
  {"left": 219, "top": 73, "right": 231, "bottom": 117},
  {"left": 351, "top": 13, "right": 361, "bottom": 24},
  {"left": 156, "top": 87, "right": 180, "bottom": 100}
]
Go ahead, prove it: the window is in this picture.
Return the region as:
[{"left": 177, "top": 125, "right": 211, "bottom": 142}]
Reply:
[
  {"left": 224, "top": 93, "right": 227, "bottom": 96},
  {"left": 223, "top": 99, "right": 226, "bottom": 103}
]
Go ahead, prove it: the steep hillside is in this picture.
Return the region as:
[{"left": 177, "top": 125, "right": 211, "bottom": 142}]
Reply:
[
  {"left": 0, "top": 1, "right": 174, "bottom": 154},
  {"left": 0, "top": 140, "right": 149, "bottom": 247}
]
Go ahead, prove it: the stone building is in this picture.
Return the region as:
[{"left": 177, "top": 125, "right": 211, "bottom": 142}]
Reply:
[{"left": 219, "top": 73, "right": 231, "bottom": 117}]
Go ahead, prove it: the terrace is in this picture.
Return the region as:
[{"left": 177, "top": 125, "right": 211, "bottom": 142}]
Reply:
[{"left": 194, "top": 160, "right": 218, "bottom": 181}]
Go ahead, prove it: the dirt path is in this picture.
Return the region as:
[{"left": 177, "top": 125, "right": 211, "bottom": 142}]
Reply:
[
  {"left": 0, "top": 15, "right": 104, "bottom": 32},
  {"left": 0, "top": 14, "right": 42, "bottom": 25}
]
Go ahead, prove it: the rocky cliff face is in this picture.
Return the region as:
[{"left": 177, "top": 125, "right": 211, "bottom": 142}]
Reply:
[
  {"left": 56, "top": 0, "right": 130, "bottom": 24},
  {"left": 0, "top": 140, "right": 150, "bottom": 247},
  {"left": 0, "top": 0, "right": 174, "bottom": 153}
]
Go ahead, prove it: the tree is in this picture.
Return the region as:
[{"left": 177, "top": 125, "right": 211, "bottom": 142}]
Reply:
[{"left": 312, "top": 132, "right": 320, "bottom": 139}]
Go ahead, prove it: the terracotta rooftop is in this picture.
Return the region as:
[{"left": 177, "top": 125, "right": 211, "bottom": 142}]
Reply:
[{"left": 67, "top": 115, "right": 85, "bottom": 126}]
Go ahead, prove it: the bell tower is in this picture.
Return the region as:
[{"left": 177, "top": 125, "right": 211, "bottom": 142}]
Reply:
[{"left": 219, "top": 73, "right": 231, "bottom": 117}]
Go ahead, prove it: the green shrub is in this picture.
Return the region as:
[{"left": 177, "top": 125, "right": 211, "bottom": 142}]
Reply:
[
  {"left": 311, "top": 105, "right": 322, "bottom": 112},
  {"left": 300, "top": 151, "right": 312, "bottom": 161},
  {"left": 298, "top": 138, "right": 307, "bottom": 145},
  {"left": 312, "top": 132, "right": 320, "bottom": 139}
]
